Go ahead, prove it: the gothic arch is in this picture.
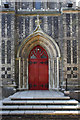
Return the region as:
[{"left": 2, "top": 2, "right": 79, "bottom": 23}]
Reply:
[
  {"left": 17, "top": 32, "right": 61, "bottom": 58},
  {"left": 16, "top": 30, "right": 61, "bottom": 90}
]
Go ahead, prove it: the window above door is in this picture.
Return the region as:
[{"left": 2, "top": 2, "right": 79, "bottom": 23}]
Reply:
[
  {"left": 35, "top": 1, "right": 41, "bottom": 9},
  {"left": 29, "top": 45, "right": 48, "bottom": 59},
  {"left": 33, "top": 0, "right": 41, "bottom": 9}
]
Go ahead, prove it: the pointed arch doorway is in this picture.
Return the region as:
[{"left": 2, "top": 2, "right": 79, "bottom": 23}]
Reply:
[{"left": 28, "top": 45, "right": 48, "bottom": 90}]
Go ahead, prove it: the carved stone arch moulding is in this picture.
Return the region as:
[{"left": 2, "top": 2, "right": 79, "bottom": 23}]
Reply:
[
  {"left": 16, "top": 32, "right": 61, "bottom": 90},
  {"left": 17, "top": 32, "right": 61, "bottom": 58}
]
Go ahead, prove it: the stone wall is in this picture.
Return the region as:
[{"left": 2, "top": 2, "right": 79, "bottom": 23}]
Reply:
[
  {"left": 0, "top": 2, "right": 80, "bottom": 92},
  {"left": 0, "top": 11, "right": 16, "bottom": 98},
  {"left": 15, "top": 13, "right": 79, "bottom": 90}
]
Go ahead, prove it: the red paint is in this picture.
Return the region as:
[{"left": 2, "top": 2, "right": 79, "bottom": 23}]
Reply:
[{"left": 28, "top": 45, "right": 48, "bottom": 90}]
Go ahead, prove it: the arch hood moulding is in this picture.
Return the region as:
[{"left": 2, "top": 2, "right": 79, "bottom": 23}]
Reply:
[{"left": 17, "top": 15, "right": 61, "bottom": 59}]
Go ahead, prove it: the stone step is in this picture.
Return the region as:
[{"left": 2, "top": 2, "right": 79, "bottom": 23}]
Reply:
[
  {"left": 0, "top": 110, "right": 80, "bottom": 116},
  {"left": 3, "top": 99, "right": 78, "bottom": 105},
  {"left": 0, "top": 105, "right": 80, "bottom": 111},
  {"left": 2, "top": 91, "right": 79, "bottom": 116},
  {"left": 10, "top": 97, "right": 70, "bottom": 101}
]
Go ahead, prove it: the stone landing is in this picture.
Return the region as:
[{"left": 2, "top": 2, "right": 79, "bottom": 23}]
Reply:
[
  {"left": 9, "top": 90, "right": 67, "bottom": 99},
  {"left": 0, "top": 91, "right": 80, "bottom": 120}
]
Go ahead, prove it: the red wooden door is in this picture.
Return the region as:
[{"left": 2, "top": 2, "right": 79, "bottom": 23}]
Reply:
[{"left": 28, "top": 45, "right": 48, "bottom": 90}]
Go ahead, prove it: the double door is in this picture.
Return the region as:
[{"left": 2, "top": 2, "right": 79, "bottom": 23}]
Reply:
[
  {"left": 29, "top": 59, "right": 48, "bottom": 90},
  {"left": 28, "top": 45, "right": 48, "bottom": 90}
]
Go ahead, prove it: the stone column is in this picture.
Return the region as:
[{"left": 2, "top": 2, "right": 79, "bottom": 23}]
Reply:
[
  {"left": 57, "top": 57, "right": 59, "bottom": 90},
  {"left": 23, "top": 58, "right": 25, "bottom": 88},
  {"left": 49, "top": 58, "right": 51, "bottom": 90},
  {"left": 24, "top": 60, "right": 27, "bottom": 88},
  {"left": 53, "top": 58, "right": 54, "bottom": 89},
  {"left": 26, "top": 58, "right": 28, "bottom": 90},
  {"left": 50, "top": 58, "right": 54, "bottom": 90},
  {"left": 19, "top": 57, "right": 21, "bottom": 89},
  {"left": 54, "top": 58, "right": 57, "bottom": 89}
]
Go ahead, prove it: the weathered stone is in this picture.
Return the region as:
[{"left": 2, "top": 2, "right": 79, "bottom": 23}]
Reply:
[{"left": 0, "top": 1, "right": 79, "bottom": 97}]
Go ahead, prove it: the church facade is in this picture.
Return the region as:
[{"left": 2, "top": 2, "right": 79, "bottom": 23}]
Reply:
[{"left": 0, "top": 0, "right": 80, "bottom": 93}]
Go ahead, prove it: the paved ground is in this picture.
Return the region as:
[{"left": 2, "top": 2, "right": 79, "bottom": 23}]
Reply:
[{"left": 9, "top": 90, "right": 65, "bottom": 99}]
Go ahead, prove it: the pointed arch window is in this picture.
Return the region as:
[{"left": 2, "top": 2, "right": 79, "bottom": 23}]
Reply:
[
  {"left": 7, "top": 40, "right": 11, "bottom": 64},
  {"left": 73, "top": 40, "right": 77, "bottom": 64},
  {"left": 66, "top": 14, "right": 71, "bottom": 37},
  {"left": 2, "top": 40, "right": 5, "bottom": 64},
  {"left": 29, "top": 46, "right": 48, "bottom": 59},
  {"left": 67, "top": 40, "right": 71, "bottom": 63}
]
